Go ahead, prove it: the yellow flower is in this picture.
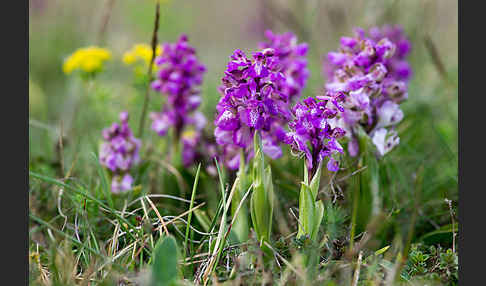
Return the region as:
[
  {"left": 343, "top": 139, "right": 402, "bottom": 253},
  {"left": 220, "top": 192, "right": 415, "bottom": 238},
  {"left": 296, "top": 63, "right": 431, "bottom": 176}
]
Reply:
[
  {"left": 29, "top": 251, "right": 40, "bottom": 264},
  {"left": 63, "top": 46, "right": 112, "bottom": 75},
  {"left": 182, "top": 129, "right": 197, "bottom": 140},
  {"left": 122, "top": 43, "right": 163, "bottom": 69},
  {"left": 122, "top": 53, "right": 136, "bottom": 65}
]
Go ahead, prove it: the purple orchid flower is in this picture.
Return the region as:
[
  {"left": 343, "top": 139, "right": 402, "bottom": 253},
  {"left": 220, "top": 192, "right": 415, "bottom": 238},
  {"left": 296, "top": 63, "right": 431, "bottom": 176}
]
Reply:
[
  {"left": 99, "top": 112, "right": 141, "bottom": 193},
  {"left": 323, "top": 25, "right": 412, "bottom": 157},
  {"left": 284, "top": 97, "right": 346, "bottom": 177},
  {"left": 150, "top": 35, "right": 207, "bottom": 166}
]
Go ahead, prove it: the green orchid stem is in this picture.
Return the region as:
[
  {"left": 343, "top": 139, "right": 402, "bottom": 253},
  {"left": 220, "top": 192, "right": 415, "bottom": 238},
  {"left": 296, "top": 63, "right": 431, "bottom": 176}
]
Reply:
[
  {"left": 231, "top": 149, "right": 249, "bottom": 243},
  {"left": 350, "top": 126, "right": 383, "bottom": 252},
  {"left": 250, "top": 131, "right": 274, "bottom": 258},
  {"left": 171, "top": 130, "right": 182, "bottom": 167},
  {"left": 349, "top": 172, "right": 360, "bottom": 253},
  {"left": 297, "top": 160, "right": 324, "bottom": 242},
  {"left": 369, "top": 156, "right": 381, "bottom": 217}
]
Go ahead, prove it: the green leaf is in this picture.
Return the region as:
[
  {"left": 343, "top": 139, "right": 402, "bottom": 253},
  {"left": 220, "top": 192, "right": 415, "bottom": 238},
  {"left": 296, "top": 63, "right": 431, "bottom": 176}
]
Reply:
[
  {"left": 184, "top": 163, "right": 201, "bottom": 256},
  {"left": 298, "top": 161, "right": 324, "bottom": 242},
  {"left": 353, "top": 126, "right": 381, "bottom": 234},
  {"left": 311, "top": 200, "right": 325, "bottom": 241},
  {"left": 419, "top": 223, "right": 458, "bottom": 244},
  {"left": 297, "top": 182, "right": 315, "bottom": 240},
  {"left": 231, "top": 149, "right": 250, "bottom": 242},
  {"left": 375, "top": 245, "right": 390, "bottom": 256},
  {"left": 151, "top": 236, "right": 179, "bottom": 286},
  {"left": 309, "top": 163, "right": 322, "bottom": 199},
  {"left": 263, "top": 165, "right": 274, "bottom": 238},
  {"left": 250, "top": 132, "right": 274, "bottom": 246},
  {"left": 207, "top": 157, "right": 226, "bottom": 234},
  {"left": 251, "top": 178, "right": 270, "bottom": 241},
  {"left": 303, "top": 160, "right": 309, "bottom": 184},
  {"left": 194, "top": 209, "right": 211, "bottom": 233},
  {"left": 91, "top": 152, "right": 114, "bottom": 208},
  {"left": 250, "top": 191, "right": 261, "bottom": 239}
]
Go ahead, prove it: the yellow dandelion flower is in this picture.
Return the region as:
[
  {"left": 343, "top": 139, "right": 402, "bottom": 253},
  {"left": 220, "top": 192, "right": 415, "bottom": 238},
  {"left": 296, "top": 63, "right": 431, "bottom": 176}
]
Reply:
[
  {"left": 63, "top": 46, "right": 112, "bottom": 75},
  {"left": 81, "top": 57, "right": 102, "bottom": 73},
  {"left": 122, "top": 53, "right": 136, "bottom": 65},
  {"left": 122, "top": 43, "right": 163, "bottom": 68}
]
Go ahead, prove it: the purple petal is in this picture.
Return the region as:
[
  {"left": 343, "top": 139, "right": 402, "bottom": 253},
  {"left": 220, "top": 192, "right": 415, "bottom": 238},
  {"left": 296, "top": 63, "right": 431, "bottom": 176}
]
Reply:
[
  {"left": 327, "top": 157, "right": 339, "bottom": 172},
  {"left": 120, "top": 174, "right": 133, "bottom": 191}
]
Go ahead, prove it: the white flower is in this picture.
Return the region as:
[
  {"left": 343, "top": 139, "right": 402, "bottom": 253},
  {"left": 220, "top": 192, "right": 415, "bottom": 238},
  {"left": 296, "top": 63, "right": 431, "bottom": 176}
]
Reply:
[
  {"left": 371, "top": 128, "right": 400, "bottom": 156},
  {"left": 376, "top": 101, "right": 404, "bottom": 129}
]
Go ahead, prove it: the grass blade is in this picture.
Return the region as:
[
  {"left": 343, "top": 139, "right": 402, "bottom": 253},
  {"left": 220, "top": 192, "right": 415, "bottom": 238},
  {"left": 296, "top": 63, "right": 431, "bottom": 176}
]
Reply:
[{"left": 184, "top": 163, "right": 201, "bottom": 257}]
